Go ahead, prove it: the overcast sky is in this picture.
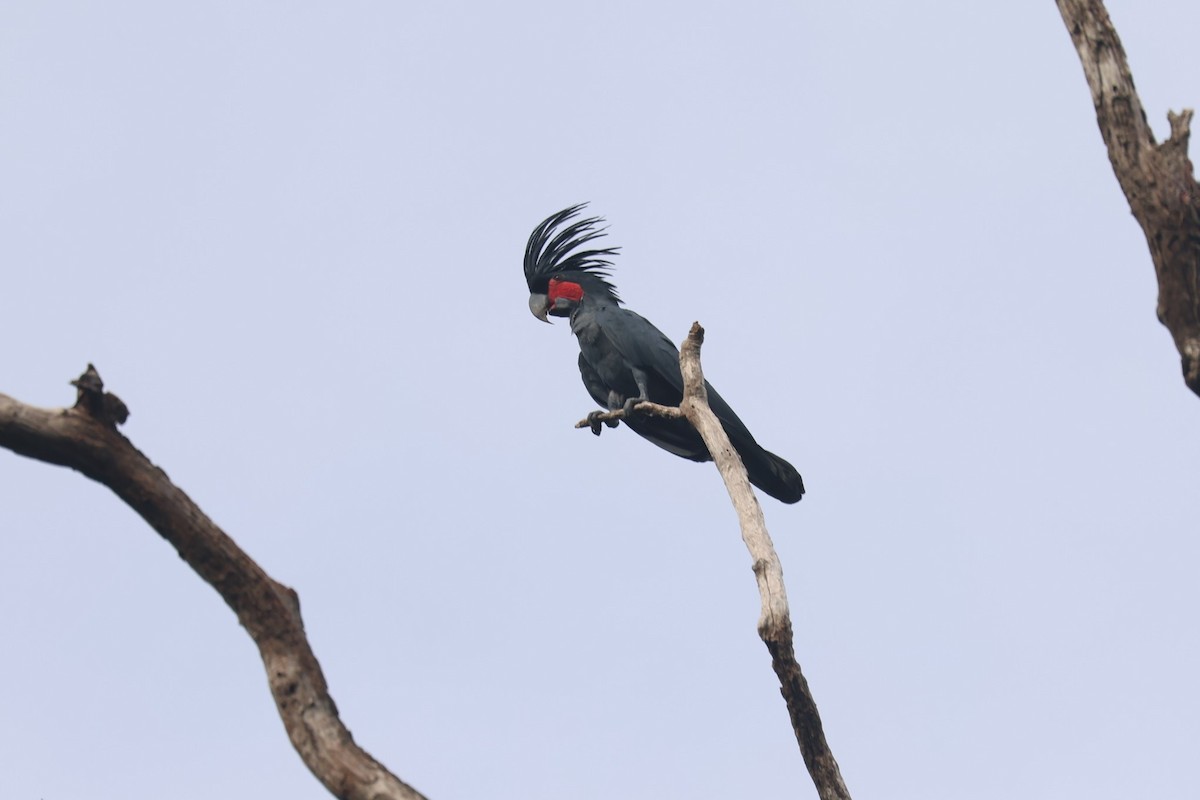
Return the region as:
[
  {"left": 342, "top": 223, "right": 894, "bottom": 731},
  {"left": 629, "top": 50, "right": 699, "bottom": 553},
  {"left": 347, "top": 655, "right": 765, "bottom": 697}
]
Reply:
[{"left": 2, "top": 2, "right": 1198, "bottom": 799}]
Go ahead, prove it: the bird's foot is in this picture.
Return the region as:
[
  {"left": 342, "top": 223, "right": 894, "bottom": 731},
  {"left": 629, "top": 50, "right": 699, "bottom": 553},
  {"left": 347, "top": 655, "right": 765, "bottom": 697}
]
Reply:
[
  {"left": 587, "top": 410, "right": 620, "bottom": 436},
  {"left": 621, "top": 396, "right": 647, "bottom": 417}
]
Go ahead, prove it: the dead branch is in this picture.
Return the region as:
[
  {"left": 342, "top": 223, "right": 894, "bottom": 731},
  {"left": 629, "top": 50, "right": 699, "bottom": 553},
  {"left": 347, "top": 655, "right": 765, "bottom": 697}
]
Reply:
[
  {"left": 1057, "top": 0, "right": 1200, "bottom": 396},
  {"left": 0, "top": 366, "right": 427, "bottom": 800},
  {"left": 573, "top": 400, "right": 682, "bottom": 430},
  {"left": 674, "top": 323, "right": 850, "bottom": 800}
]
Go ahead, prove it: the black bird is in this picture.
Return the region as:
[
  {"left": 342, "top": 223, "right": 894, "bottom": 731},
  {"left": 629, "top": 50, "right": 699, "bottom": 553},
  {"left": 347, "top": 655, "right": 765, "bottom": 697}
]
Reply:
[{"left": 524, "top": 204, "right": 804, "bottom": 503}]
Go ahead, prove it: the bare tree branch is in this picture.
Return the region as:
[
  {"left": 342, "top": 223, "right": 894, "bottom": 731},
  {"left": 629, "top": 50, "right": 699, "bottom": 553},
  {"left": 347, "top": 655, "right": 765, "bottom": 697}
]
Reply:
[
  {"left": 573, "top": 400, "right": 682, "bottom": 430},
  {"left": 1057, "top": 0, "right": 1200, "bottom": 396},
  {"left": 0, "top": 366, "right": 427, "bottom": 800},
  {"left": 588, "top": 324, "right": 850, "bottom": 800}
]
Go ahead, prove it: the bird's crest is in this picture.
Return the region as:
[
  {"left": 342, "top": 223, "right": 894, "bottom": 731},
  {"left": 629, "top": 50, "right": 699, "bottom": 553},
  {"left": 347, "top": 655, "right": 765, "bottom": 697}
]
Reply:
[{"left": 524, "top": 203, "right": 621, "bottom": 302}]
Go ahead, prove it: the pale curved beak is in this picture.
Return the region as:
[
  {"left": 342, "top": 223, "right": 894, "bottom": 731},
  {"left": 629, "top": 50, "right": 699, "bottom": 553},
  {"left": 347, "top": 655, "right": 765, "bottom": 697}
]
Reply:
[{"left": 528, "top": 293, "right": 550, "bottom": 323}]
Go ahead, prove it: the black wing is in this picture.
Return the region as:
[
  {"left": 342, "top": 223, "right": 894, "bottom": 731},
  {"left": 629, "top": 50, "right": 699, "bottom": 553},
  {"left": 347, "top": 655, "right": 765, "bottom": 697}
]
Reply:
[{"left": 591, "top": 308, "right": 805, "bottom": 502}]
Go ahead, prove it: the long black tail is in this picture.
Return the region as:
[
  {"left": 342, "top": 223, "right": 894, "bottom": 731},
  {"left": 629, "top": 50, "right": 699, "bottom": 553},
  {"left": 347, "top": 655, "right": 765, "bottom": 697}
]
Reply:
[
  {"left": 619, "top": 412, "right": 804, "bottom": 503},
  {"left": 741, "top": 445, "right": 805, "bottom": 504}
]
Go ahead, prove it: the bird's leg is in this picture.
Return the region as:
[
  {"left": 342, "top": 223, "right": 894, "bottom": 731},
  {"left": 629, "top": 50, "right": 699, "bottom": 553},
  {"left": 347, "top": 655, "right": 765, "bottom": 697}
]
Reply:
[
  {"left": 584, "top": 390, "right": 625, "bottom": 435},
  {"left": 582, "top": 387, "right": 633, "bottom": 436},
  {"left": 621, "top": 369, "right": 652, "bottom": 416}
]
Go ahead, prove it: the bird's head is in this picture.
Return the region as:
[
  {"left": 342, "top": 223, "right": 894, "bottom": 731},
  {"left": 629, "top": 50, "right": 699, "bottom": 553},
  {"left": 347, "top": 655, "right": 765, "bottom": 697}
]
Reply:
[{"left": 524, "top": 203, "right": 620, "bottom": 323}]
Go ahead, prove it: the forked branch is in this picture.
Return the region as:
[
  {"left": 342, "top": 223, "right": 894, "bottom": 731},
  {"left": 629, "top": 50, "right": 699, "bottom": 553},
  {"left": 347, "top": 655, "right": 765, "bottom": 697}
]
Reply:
[
  {"left": 0, "top": 366, "right": 427, "bottom": 800},
  {"left": 575, "top": 401, "right": 682, "bottom": 429},
  {"left": 580, "top": 325, "right": 851, "bottom": 800}
]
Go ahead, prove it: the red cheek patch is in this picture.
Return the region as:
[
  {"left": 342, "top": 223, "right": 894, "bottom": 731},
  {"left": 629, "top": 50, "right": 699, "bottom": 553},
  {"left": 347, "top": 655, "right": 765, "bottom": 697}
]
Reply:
[{"left": 548, "top": 278, "right": 584, "bottom": 304}]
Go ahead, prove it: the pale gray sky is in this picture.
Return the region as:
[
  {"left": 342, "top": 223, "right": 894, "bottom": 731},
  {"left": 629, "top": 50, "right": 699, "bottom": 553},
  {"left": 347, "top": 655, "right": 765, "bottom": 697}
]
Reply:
[{"left": 2, "top": 2, "right": 1198, "bottom": 798}]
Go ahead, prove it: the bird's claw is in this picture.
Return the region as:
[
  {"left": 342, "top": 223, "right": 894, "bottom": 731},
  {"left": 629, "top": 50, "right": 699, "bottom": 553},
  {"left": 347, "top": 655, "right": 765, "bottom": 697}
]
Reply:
[{"left": 587, "top": 410, "right": 619, "bottom": 436}]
